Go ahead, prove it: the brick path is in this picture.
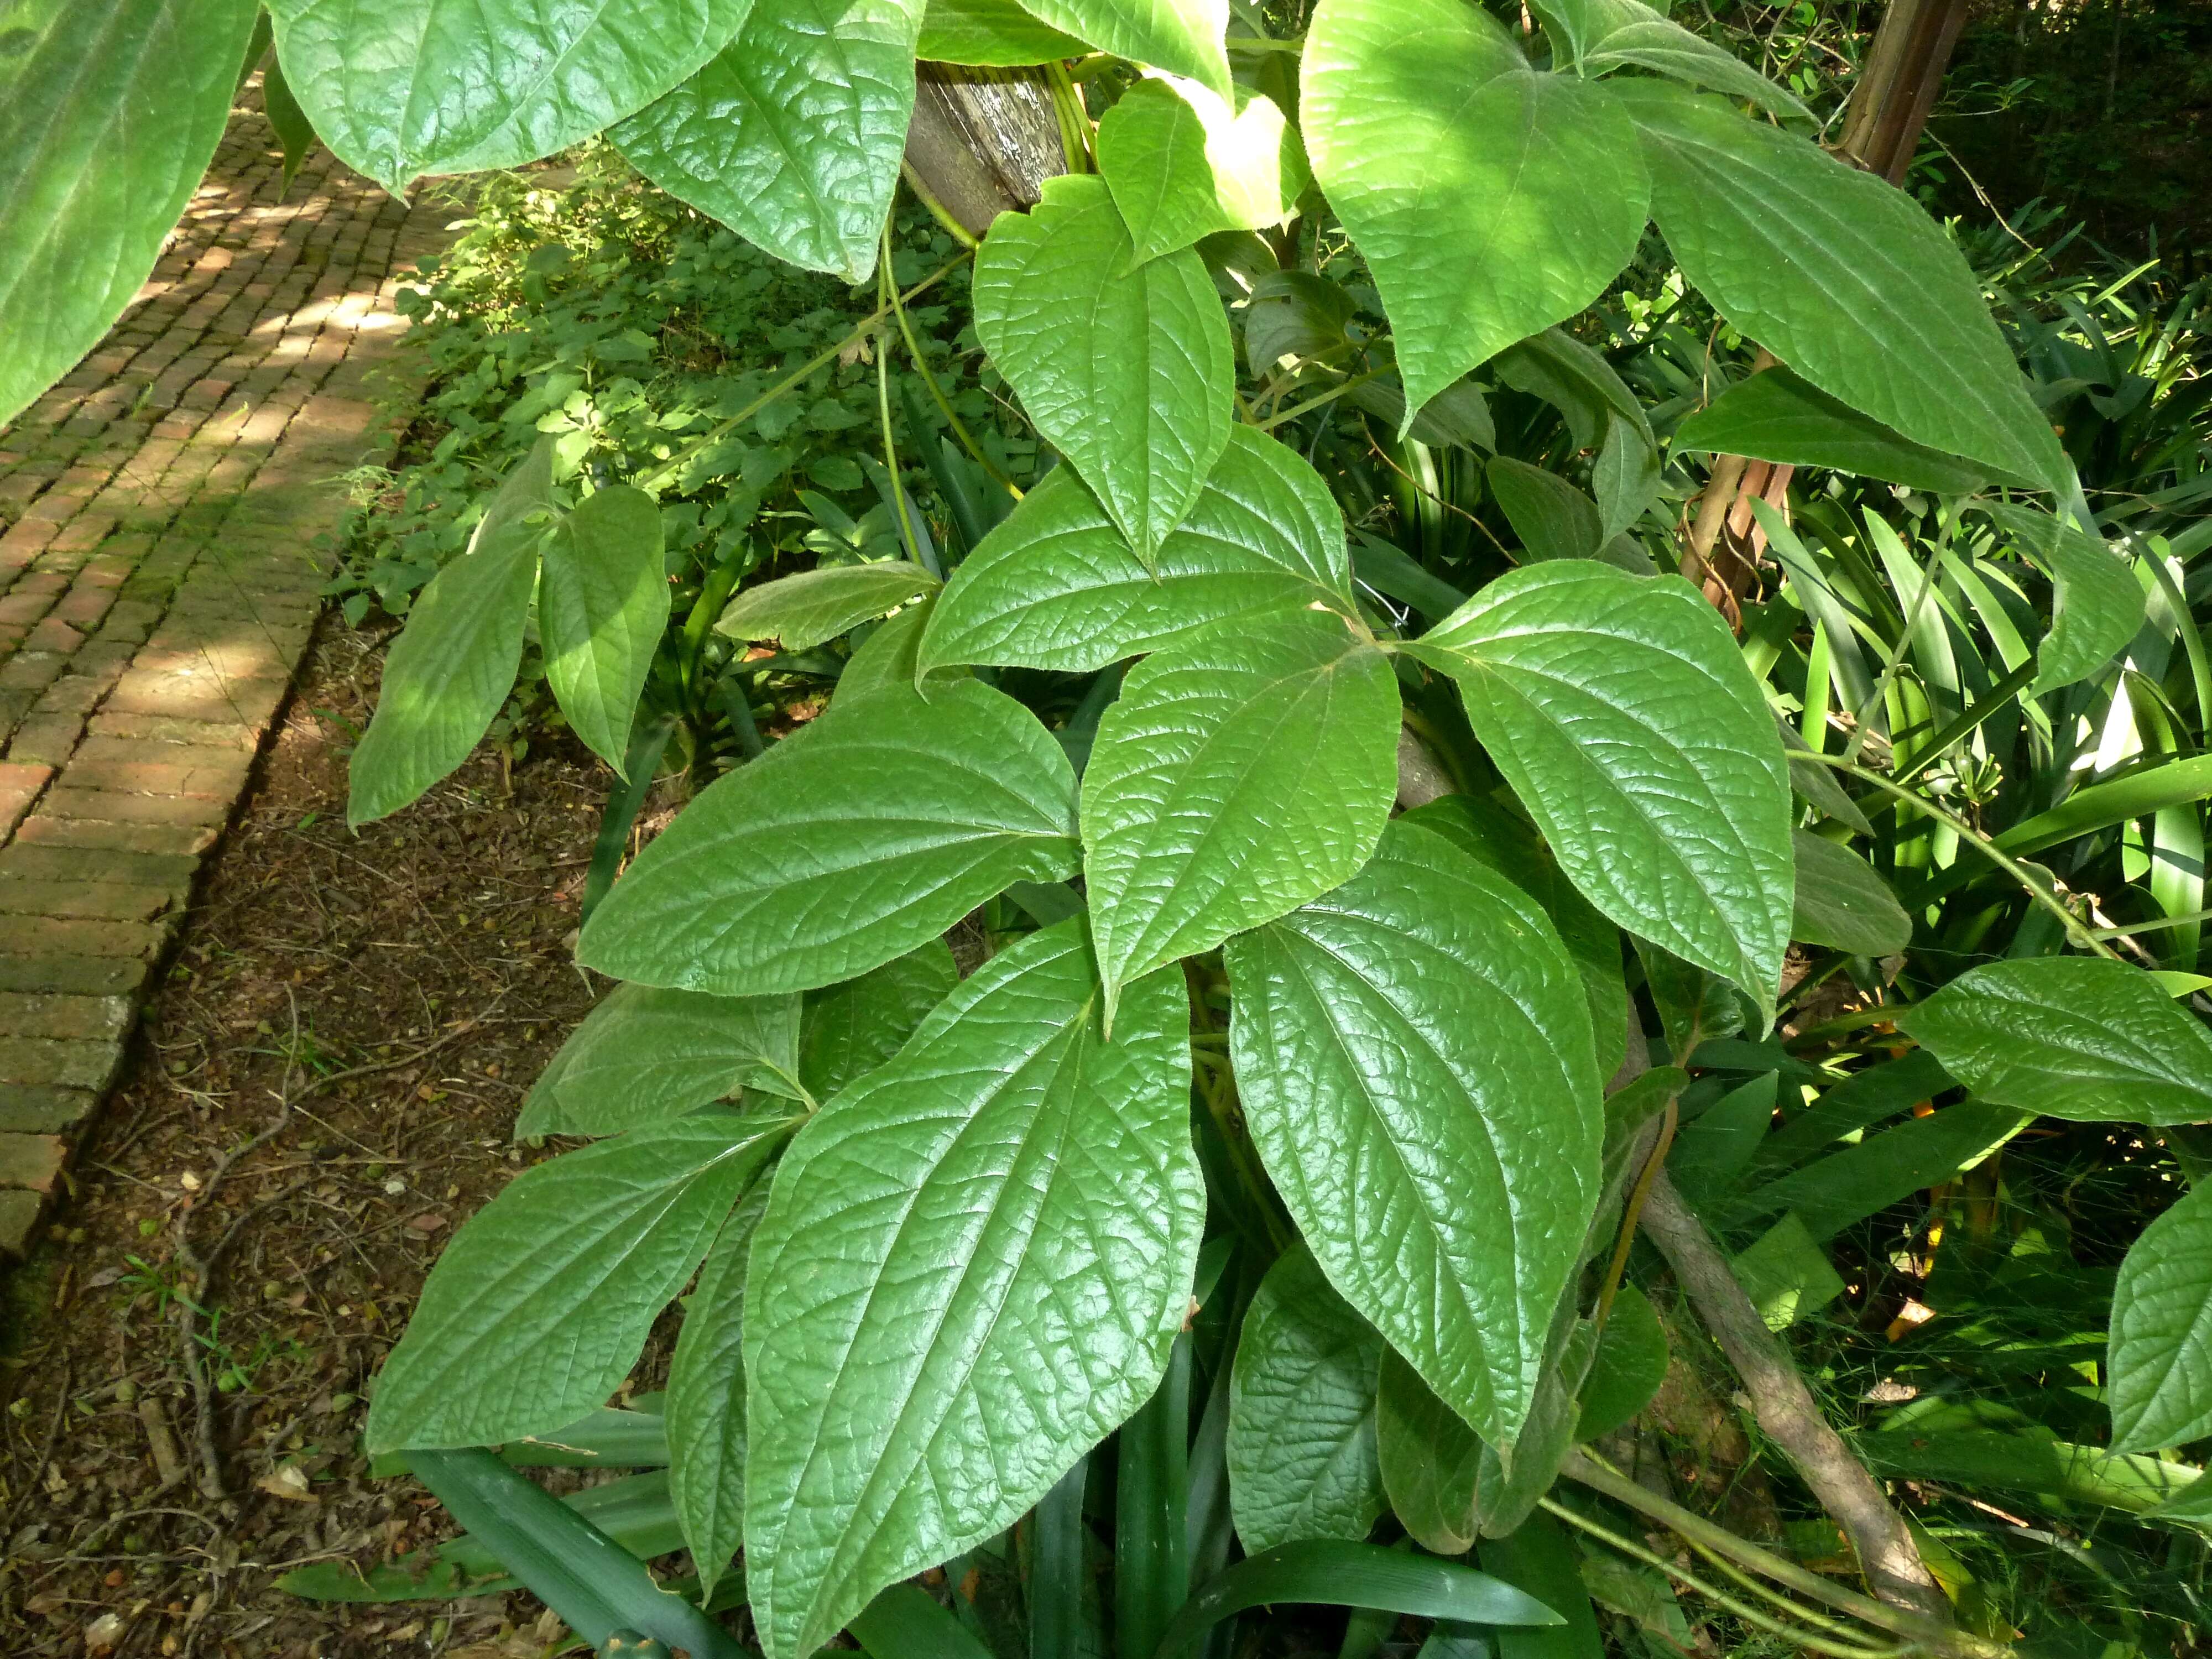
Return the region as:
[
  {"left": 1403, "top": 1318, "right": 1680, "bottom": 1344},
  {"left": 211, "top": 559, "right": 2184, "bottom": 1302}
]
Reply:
[{"left": 0, "top": 96, "right": 448, "bottom": 1256}]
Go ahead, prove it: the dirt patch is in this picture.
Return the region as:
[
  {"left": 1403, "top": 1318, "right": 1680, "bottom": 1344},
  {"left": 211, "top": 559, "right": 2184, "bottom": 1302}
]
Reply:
[{"left": 1, "top": 624, "right": 622, "bottom": 1658}]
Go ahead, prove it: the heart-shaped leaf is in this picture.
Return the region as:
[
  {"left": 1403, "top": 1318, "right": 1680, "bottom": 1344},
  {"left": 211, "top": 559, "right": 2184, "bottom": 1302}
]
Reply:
[
  {"left": 2109, "top": 1181, "right": 2212, "bottom": 1452},
  {"left": 797, "top": 941, "right": 959, "bottom": 1102},
  {"left": 1097, "top": 77, "right": 1307, "bottom": 266},
  {"left": 919, "top": 0, "right": 1086, "bottom": 62},
  {"left": 667, "top": 1187, "right": 769, "bottom": 1600}
]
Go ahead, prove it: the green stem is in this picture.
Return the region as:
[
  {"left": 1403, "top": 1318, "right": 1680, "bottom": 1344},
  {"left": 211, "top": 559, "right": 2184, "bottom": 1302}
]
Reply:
[
  {"left": 883, "top": 218, "right": 1014, "bottom": 491},
  {"left": 2093, "top": 905, "right": 2212, "bottom": 940},
  {"left": 634, "top": 253, "right": 971, "bottom": 493},
  {"left": 1791, "top": 750, "right": 2123, "bottom": 960},
  {"left": 1249, "top": 369, "right": 1381, "bottom": 432},
  {"left": 876, "top": 248, "right": 925, "bottom": 571},
  {"left": 1889, "top": 656, "right": 2039, "bottom": 789},
  {"left": 896, "top": 160, "right": 979, "bottom": 251}
]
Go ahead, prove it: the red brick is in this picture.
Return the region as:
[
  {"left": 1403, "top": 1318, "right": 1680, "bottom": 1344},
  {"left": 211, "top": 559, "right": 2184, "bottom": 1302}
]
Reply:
[
  {"left": 39, "top": 786, "right": 233, "bottom": 827},
  {"left": 0, "top": 914, "right": 170, "bottom": 961},
  {"left": 0, "top": 1132, "right": 70, "bottom": 1193},
  {"left": 0, "top": 951, "right": 148, "bottom": 997},
  {"left": 0, "top": 878, "right": 180, "bottom": 922}
]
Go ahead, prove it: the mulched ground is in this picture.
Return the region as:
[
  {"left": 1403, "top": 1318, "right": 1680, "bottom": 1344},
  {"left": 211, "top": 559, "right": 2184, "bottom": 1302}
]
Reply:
[{"left": 1, "top": 623, "right": 639, "bottom": 1659}]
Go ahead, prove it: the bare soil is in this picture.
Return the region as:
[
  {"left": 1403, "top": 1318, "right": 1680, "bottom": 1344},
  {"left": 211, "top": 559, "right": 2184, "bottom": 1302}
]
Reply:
[{"left": 2, "top": 624, "right": 624, "bottom": 1659}]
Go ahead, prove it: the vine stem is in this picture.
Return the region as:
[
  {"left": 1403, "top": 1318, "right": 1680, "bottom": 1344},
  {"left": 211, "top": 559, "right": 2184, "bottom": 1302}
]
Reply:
[
  {"left": 1791, "top": 749, "right": 2123, "bottom": 960},
  {"left": 633, "top": 252, "right": 971, "bottom": 493},
  {"left": 880, "top": 219, "right": 1014, "bottom": 491},
  {"left": 875, "top": 252, "right": 926, "bottom": 572}
]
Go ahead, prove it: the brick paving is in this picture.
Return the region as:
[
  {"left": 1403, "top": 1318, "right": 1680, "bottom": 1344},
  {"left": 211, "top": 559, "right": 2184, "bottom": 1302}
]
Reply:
[{"left": 0, "top": 94, "right": 450, "bottom": 1256}]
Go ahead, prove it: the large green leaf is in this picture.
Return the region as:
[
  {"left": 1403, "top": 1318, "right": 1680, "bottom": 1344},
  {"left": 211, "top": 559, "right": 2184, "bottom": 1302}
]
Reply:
[
  {"left": 1489, "top": 458, "right": 1606, "bottom": 565},
  {"left": 1483, "top": 1512, "right": 1606, "bottom": 1659},
  {"left": 973, "top": 173, "right": 1234, "bottom": 561},
  {"left": 346, "top": 517, "right": 542, "bottom": 828},
  {"left": 1013, "top": 0, "right": 1232, "bottom": 99},
  {"left": 1791, "top": 830, "right": 1912, "bottom": 957},
  {"left": 1612, "top": 80, "right": 2068, "bottom": 493},
  {"left": 1724, "top": 1102, "right": 2032, "bottom": 1241},
  {"left": 1083, "top": 609, "right": 1400, "bottom": 1020},
  {"left": 1096, "top": 77, "right": 1305, "bottom": 267},
  {"left": 1410, "top": 562, "right": 1793, "bottom": 1011},
  {"left": 0, "top": 0, "right": 257, "bottom": 426},
  {"left": 1227, "top": 1248, "right": 1386, "bottom": 1553},
  {"left": 797, "top": 940, "right": 960, "bottom": 1102},
  {"left": 2109, "top": 1181, "right": 2212, "bottom": 1452},
  {"left": 580, "top": 677, "right": 1079, "bottom": 994},
  {"left": 1896, "top": 958, "right": 2212, "bottom": 1125},
  {"left": 919, "top": 425, "right": 1353, "bottom": 674},
  {"left": 1303, "top": 0, "right": 1648, "bottom": 422},
  {"left": 1672, "top": 368, "right": 1994, "bottom": 495},
  {"left": 742, "top": 924, "right": 1201, "bottom": 1659},
  {"left": 364, "top": 1110, "right": 791, "bottom": 1454},
  {"left": 717, "top": 561, "right": 939, "bottom": 653},
  {"left": 1227, "top": 821, "right": 1604, "bottom": 1445},
  {"left": 268, "top": 0, "right": 754, "bottom": 191},
  {"left": 668, "top": 1187, "right": 769, "bottom": 1600},
  {"left": 1578, "top": 1285, "right": 1668, "bottom": 1439},
  {"left": 1980, "top": 502, "right": 2145, "bottom": 695},
  {"left": 1399, "top": 794, "right": 1629, "bottom": 1081},
  {"left": 919, "top": 0, "right": 1087, "bottom": 63},
  {"left": 1533, "top": 0, "right": 1807, "bottom": 117},
  {"left": 540, "top": 483, "right": 669, "bottom": 773},
  {"left": 612, "top": 0, "right": 924, "bottom": 284},
  {"left": 515, "top": 984, "right": 808, "bottom": 1139},
  {"left": 1376, "top": 1348, "right": 1482, "bottom": 1554}
]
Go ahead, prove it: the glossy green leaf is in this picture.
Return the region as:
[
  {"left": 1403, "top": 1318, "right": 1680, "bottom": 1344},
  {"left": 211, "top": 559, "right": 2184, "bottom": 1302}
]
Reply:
[
  {"left": 540, "top": 483, "right": 669, "bottom": 773},
  {"left": 1227, "top": 821, "right": 1604, "bottom": 1444},
  {"left": 2111, "top": 1181, "right": 2212, "bottom": 1452},
  {"left": 1727, "top": 1103, "right": 2031, "bottom": 1241},
  {"left": 1158, "top": 1540, "right": 1561, "bottom": 1658},
  {"left": 920, "top": 425, "right": 1352, "bottom": 674},
  {"left": 1489, "top": 457, "right": 1605, "bottom": 565},
  {"left": 515, "top": 984, "right": 807, "bottom": 1140},
  {"left": 1097, "top": 77, "right": 1305, "bottom": 266},
  {"left": 1244, "top": 271, "right": 1358, "bottom": 376},
  {"left": 1376, "top": 1348, "right": 1482, "bottom": 1554},
  {"left": 1594, "top": 414, "right": 1663, "bottom": 546},
  {"left": 973, "top": 173, "right": 1234, "bottom": 561},
  {"left": 346, "top": 513, "right": 541, "bottom": 828},
  {"left": 1409, "top": 561, "right": 1795, "bottom": 1012},
  {"left": 1494, "top": 329, "right": 1652, "bottom": 455},
  {"left": 1227, "top": 1248, "right": 1386, "bottom": 1552},
  {"left": 1981, "top": 502, "right": 2145, "bottom": 695},
  {"left": 1399, "top": 794, "right": 1630, "bottom": 1081},
  {"left": 1014, "top": 0, "right": 1232, "bottom": 99},
  {"left": 835, "top": 596, "right": 963, "bottom": 705},
  {"left": 1482, "top": 1512, "right": 1606, "bottom": 1659},
  {"left": 1791, "top": 830, "right": 1912, "bottom": 957},
  {"left": 1666, "top": 1072, "right": 1778, "bottom": 1206},
  {"left": 1613, "top": 80, "right": 2068, "bottom": 493},
  {"left": 262, "top": 54, "right": 319, "bottom": 194},
  {"left": 1303, "top": 0, "right": 1648, "bottom": 423},
  {"left": 1579, "top": 1286, "right": 1668, "bottom": 1439},
  {"left": 268, "top": 0, "right": 754, "bottom": 191},
  {"left": 580, "top": 677, "right": 1079, "bottom": 995},
  {"left": 717, "top": 561, "right": 938, "bottom": 653},
  {"left": 668, "top": 1187, "right": 769, "bottom": 1599},
  {"left": 612, "top": 0, "right": 924, "bottom": 284},
  {"left": 852, "top": 1585, "right": 1000, "bottom": 1658},
  {"left": 797, "top": 940, "right": 959, "bottom": 1102},
  {"left": 1535, "top": 0, "right": 1807, "bottom": 118},
  {"left": 364, "top": 1110, "right": 790, "bottom": 1454},
  {"left": 1084, "top": 609, "right": 1400, "bottom": 1019},
  {"left": 0, "top": 0, "right": 257, "bottom": 427},
  {"left": 1673, "top": 368, "right": 1994, "bottom": 495},
  {"left": 1897, "top": 958, "right": 2212, "bottom": 1125},
  {"left": 742, "top": 924, "right": 1201, "bottom": 1659},
  {"left": 919, "top": 0, "right": 1086, "bottom": 61}
]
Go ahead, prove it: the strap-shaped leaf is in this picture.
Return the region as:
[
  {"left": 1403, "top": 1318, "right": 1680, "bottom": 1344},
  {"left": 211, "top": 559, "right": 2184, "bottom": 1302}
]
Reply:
[
  {"left": 1672, "top": 368, "right": 1994, "bottom": 495},
  {"left": 364, "top": 1109, "right": 793, "bottom": 1454},
  {"left": 1611, "top": 80, "right": 2069, "bottom": 493},
  {"left": 1083, "top": 609, "right": 1400, "bottom": 1020},
  {"left": 799, "top": 940, "right": 960, "bottom": 1102},
  {"left": 669, "top": 1186, "right": 770, "bottom": 1600},
  {"left": 268, "top": 0, "right": 754, "bottom": 191},
  {"left": 743, "top": 924, "right": 1201, "bottom": 1659},
  {"left": 1228, "top": 1247, "right": 1386, "bottom": 1553},
  {"left": 718, "top": 561, "right": 938, "bottom": 653},
  {"left": 1408, "top": 562, "right": 1794, "bottom": 1013},
  {"left": 1303, "top": 0, "right": 1648, "bottom": 424},
  {"left": 1014, "top": 0, "right": 1232, "bottom": 100},
  {"left": 920, "top": 425, "right": 1352, "bottom": 673},
  {"left": 1979, "top": 502, "right": 2145, "bottom": 695},
  {"left": 973, "top": 173, "right": 1233, "bottom": 562},
  {"left": 1896, "top": 957, "right": 2212, "bottom": 1125},
  {"left": 540, "top": 483, "right": 670, "bottom": 774},
  {"left": 346, "top": 519, "right": 542, "bottom": 828},
  {"left": 612, "top": 0, "right": 924, "bottom": 284},
  {"left": 919, "top": 0, "right": 1086, "bottom": 64},
  {"left": 1226, "top": 821, "right": 1604, "bottom": 1445},
  {"left": 580, "top": 677, "right": 1079, "bottom": 995},
  {"left": 2109, "top": 1181, "right": 2212, "bottom": 1453},
  {"left": 515, "top": 984, "right": 808, "bottom": 1140},
  {"left": 1791, "top": 830, "right": 1911, "bottom": 957},
  {"left": 1097, "top": 77, "right": 1306, "bottom": 267},
  {"left": 1, "top": 0, "right": 257, "bottom": 426}
]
